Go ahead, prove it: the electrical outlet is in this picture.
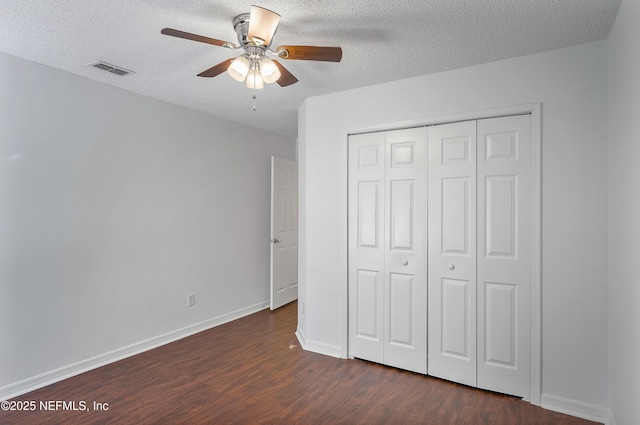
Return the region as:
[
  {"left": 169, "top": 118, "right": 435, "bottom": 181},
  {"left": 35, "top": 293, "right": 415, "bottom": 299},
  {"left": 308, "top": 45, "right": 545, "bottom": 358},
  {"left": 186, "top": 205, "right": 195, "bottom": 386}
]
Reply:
[{"left": 188, "top": 293, "right": 195, "bottom": 307}]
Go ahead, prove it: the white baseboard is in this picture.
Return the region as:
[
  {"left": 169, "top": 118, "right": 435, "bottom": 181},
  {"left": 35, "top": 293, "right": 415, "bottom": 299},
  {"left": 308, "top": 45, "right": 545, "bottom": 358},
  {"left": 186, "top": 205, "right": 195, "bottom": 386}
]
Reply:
[
  {"left": 0, "top": 301, "right": 270, "bottom": 401},
  {"left": 541, "top": 393, "right": 612, "bottom": 424},
  {"left": 295, "top": 327, "right": 342, "bottom": 358}
]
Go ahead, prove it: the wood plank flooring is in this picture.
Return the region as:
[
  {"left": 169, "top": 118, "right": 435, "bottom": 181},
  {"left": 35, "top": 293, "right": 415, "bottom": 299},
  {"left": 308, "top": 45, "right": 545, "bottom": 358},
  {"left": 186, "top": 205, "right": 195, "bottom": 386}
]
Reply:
[{"left": 2, "top": 301, "right": 600, "bottom": 424}]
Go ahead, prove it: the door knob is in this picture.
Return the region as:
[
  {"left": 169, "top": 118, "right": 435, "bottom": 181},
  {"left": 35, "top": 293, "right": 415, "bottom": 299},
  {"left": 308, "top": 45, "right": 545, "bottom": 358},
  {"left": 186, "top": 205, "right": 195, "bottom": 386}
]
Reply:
[
  {"left": 448, "top": 263, "right": 455, "bottom": 270},
  {"left": 271, "top": 238, "right": 281, "bottom": 244},
  {"left": 402, "top": 260, "right": 409, "bottom": 266}
]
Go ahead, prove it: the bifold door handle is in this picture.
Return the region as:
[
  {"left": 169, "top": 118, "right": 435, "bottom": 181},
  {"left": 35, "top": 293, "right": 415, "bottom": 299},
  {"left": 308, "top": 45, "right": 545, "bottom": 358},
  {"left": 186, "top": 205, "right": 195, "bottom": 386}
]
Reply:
[
  {"left": 271, "top": 238, "right": 281, "bottom": 244},
  {"left": 448, "top": 263, "right": 455, "bottom": 270},
  {"left": 402, "top": 260, "right": 409, "bottom": 266}
]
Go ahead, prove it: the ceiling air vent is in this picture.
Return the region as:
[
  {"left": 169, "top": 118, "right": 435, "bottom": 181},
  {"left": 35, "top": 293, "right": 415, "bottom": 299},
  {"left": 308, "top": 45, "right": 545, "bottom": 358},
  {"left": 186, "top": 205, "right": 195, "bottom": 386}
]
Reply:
[{"left": 89, "top": 61, "right": 134, "bottom": 77}]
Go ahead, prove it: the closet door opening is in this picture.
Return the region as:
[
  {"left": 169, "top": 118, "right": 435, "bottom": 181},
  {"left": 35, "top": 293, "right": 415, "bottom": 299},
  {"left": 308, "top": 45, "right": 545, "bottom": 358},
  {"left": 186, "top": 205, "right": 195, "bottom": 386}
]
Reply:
[{"left": 347, "top": 113, "right": 533, "bottom": 399}]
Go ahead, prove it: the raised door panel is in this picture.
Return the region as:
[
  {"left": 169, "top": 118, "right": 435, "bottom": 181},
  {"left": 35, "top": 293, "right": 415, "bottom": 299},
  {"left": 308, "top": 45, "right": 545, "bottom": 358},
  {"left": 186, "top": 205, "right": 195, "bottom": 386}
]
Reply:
[
  {"left": 485, "top": 175, "right": 517, "bottom": 259},
  {"left": 359, "top": 145, "right": 383, "bottom": 170},
  {"left": 441, "top": 278, "right": 471, "bottom": 360},
  {"left": 389, "top": 180, "right": 414, "bottom": 251},
  {"left": 388, "top": 273, "right": 414, "bottom": 347},
  {"left": 477, "top": 115, "right": 531, "bottom": 398},
  {"left": 442, "top": 177, "right": 470, "bottom": 255},
  {"left": 276, "top": 189, "right": 287, "bottom": 233},
  {"left": 391, "top": 142, "right": 415, "bottom": 168},
  {"left": 287, "top": 244, "right": 298, "bottom": 291},
  {"left": 274, "top": 245, "right": 287, "bottom": 293},
  {"left": 442, "top": 137, "right": 470, "bottom": 164},
  {"left": 355, "top": 270, "right": 382, "bottom": 341},
  {"left": 358, "top": 181, "right": 381, "bottom": 248},
  {"left": 428, "top": 120, "right": 477, "bottom": 387},
  {"left": 484, "top": 282, "right": 517, "bottom": 367},
  {"left": 289, "top": 189, "right": 298, "bottom": 232}
]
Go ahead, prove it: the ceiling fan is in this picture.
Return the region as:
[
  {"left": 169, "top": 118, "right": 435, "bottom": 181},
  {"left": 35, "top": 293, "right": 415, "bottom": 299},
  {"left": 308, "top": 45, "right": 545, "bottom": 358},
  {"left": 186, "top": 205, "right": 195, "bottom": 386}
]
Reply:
[{"left": 161, "top": 5, "right": 342, "bottom": 92}]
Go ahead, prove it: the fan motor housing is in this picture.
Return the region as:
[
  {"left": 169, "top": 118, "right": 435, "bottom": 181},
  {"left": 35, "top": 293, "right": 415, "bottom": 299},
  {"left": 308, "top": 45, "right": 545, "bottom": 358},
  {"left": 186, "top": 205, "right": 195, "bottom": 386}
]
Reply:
[{"left": 232, "top": 13, "right": 251, "bottom": 46}]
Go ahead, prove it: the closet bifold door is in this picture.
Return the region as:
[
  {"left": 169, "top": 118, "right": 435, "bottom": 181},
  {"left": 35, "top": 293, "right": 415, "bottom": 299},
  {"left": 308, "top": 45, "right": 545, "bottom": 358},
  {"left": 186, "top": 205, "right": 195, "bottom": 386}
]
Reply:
[
  {"left": 383, "top": 128, "right": 427, "bottom": 374},
  {"left": 348, "top": 131, "right": 386, "bottom": 364},
  {"left": 348, "top": 128, "right": 427, "bottom": 375},
  {"left": 427, "top": 120, "right": 478, "bottom": 387},
  {"left": 476, "top": 115, "right": 531, "bottom": 398},
  {"left": 427, "top": 115, "right": 532, "bottom": 398}
]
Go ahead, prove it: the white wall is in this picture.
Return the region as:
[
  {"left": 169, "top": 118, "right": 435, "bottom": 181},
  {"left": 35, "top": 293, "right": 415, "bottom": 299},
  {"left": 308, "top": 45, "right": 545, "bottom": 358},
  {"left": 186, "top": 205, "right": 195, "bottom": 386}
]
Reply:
[
  {"left": 0, "top": 52, "right": 295, "bottom": 393},
  {"left": 298, "top": 41, "right": 609, "bottom": 417},
  {"left": 607, "top": 0, "right": 640, "bottom": 423}
]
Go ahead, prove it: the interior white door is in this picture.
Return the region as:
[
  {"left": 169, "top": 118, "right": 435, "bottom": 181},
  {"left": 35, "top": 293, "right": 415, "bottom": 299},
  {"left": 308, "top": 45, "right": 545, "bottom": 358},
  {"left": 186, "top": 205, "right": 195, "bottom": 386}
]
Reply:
[
  {"left": 383, "top": 128, "right": 428, "bottom": 374},
  {"left": 427, "top": 120, "right": 478, "bottom": 387},
  {"left": 348, "top": 128, "right": 427, "bottom": 374},
  {"left": 270, "top": 156, "right": 298, "bottom": 310},
  {"left": 476, "top": 115, "right": 531, "bottom": 397},
  {"left": 348, "top": 132, "right": 385, "bottom": 364}
]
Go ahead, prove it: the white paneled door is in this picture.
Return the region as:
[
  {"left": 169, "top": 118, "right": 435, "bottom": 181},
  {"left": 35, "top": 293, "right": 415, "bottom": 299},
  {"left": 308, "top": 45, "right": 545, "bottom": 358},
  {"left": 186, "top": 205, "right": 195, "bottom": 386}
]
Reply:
[
  {"left": 427, "top": 120, "right": 478, "bottom": 387},
  {"left": 476, "top": 115, "right": 531, "bottom": 397},
  {"left": 348, "top": 131, "right": 385, "bottom": 364},
  {"left": 270, "top": 156, "right": 298, "bottom": 310},
  {"left": 348, "top": 128, "right": 428, "bottom": 374},
  {"left": 427, "top": 116, "right": 531, "bottom": 398},
  {"left": 348, "top": 114, "right": 532, "bottom": 398}
]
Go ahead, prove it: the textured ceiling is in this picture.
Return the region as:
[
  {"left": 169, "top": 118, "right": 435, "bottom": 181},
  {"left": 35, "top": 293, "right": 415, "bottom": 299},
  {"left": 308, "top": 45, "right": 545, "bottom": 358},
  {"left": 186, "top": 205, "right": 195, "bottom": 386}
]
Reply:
[{"left": 0, "top": 0, "right": 622, "bottom": 137}]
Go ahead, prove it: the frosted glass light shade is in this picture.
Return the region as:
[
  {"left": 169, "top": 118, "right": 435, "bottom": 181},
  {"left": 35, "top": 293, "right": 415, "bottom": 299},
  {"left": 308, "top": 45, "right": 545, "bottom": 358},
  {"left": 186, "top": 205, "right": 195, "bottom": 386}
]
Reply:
[
  {"left": 248, "top": 5, "right": 280, "bottom": 46},
  {"left": 228, "top": 56, "right": 250, "bottom": 82},
  {"left": 259, "top": 58, "right": 281, "bottom": 84},
  {"left": 246, "top": 69, "right": 264, "bottom": 89}
]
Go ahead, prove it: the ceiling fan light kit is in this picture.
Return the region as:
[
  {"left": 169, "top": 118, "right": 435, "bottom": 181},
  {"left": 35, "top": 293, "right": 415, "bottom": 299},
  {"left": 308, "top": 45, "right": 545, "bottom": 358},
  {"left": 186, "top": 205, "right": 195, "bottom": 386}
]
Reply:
[
  {"left": 247, "top": 5, "right": 280, "bottom": 46},
  {"left": 161, "top": 5, "right": 342, "bottom": 110},
  {"left": 259, "top": 57, "right": 280, "bottom": 84},
  {"left": 228, "top": 56, "right": 250, "bottom": 82},
  {"left": 227, "top": 52, "right": 281, "bottom": 88},
  {"left": 246, "top": 68, "right": 265, "bottom": 90}
]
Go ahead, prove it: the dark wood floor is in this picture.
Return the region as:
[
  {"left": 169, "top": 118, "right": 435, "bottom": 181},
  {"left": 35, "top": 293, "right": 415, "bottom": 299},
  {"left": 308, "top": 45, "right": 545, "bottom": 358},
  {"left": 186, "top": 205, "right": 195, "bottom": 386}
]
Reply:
[{"left": 2, "top": 301, "right": 599, "bottom": 425}]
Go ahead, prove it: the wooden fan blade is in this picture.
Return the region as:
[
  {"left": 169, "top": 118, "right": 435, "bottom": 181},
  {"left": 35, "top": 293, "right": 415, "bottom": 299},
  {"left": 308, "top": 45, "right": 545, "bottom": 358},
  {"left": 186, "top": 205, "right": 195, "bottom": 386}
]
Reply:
[
  {"left": 273, "top": 60, "right": 298, "bottom": 87},
  {"left": 277, "top": 45, "right": 342, "bottom": 62},
  {"left": 161, "top": 28, "right": 231, "bottom": 47},
  {"left": 197, "top": 58, "right": 234, "bottom": 78}
]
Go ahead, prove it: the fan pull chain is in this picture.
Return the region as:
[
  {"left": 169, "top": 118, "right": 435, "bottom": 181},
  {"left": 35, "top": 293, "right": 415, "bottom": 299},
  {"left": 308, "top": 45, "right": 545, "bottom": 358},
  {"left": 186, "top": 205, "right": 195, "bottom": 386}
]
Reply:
[{"left": 252, "top": 62, "right": 257, "bottom": 111}]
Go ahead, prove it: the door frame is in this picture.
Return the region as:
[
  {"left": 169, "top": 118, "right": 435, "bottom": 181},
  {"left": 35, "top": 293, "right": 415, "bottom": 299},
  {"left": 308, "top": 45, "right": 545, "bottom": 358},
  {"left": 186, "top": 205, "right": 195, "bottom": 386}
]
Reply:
[{"left": 340, "top": 103, "right": 542, "bottom": 405}]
